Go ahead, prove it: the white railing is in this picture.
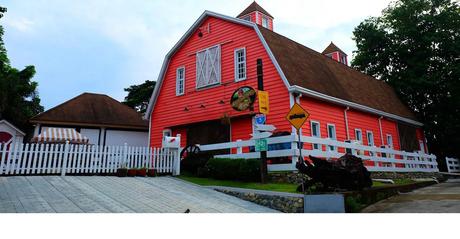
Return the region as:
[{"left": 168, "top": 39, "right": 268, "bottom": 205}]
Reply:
[
  {"left": 198, "top": 133, "right": 438, "bottom": 173},
  {"left": 0, "top": 142, "right": 181, "bottom": 176},
  {"left": 446, "top": 157, "right": 460, "bottom": 173}
]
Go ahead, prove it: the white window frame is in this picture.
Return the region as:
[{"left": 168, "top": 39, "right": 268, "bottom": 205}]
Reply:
[
  {"left": 176, "top": 67, "right": 185, "bottom": 96},
  {"left": 367, "top": 131, "right": 375, "bottom": 156},
  {"left": 366, "top": 131, "right": 375, "bottom": 146},
  {"left": 355, "top": 129, "right": 363, "bottom": 143},
  {"left": 310, "top": 120, "right": 321, "bottom": 150},
  {"left": 162, "top": 129, "right": 172, "bottom": 141},
  {"left": 386, "top": 134, "right": 393, "bottom": 148},
  {"left": 262, "top": 16, "right": 269, "bottom": 28},
  {"left": 327, "top": 124, "right": 337, "bottom": 151},
  {"left": 196, "top": 45, "right": 221, "bottom": 89},
  {"left": 234, "top": 48, "right": 247, "bottom": 82}
]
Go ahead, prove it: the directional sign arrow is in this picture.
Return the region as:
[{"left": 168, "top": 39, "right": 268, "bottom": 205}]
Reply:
[
  {"left": 254, "top": 124, "right": 276, "bottom": 132},
  {"left": 251, "top": 131, "right": 273, "bottom": 140}
]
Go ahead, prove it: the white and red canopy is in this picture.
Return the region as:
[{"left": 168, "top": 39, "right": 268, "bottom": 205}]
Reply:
[{"left": 32, "top": 128, "right": 89, "bottom": 144}]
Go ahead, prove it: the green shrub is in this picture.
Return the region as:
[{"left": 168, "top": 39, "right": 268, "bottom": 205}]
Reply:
[
  {"left": 181, "top": 152, "right": 212, "bottom": 176},
  {"left": 205, "top": 158, "right": 260, "bottom": 182},
  {"left": 239, "top": 158, "right": 260, "bottom": 181}
]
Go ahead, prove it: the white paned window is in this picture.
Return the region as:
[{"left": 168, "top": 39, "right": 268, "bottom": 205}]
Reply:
[
  {"left": 162, "top": 129, "right": 172, "bottom": 141},
  {"left": 262, "top": 17, "right": 269, "bottom": 28},
  {"left": 311, "top": 121, "right": 321, "bottom": 150},
  {"left": 234, "top": 48, "right": 247, "bottom": 81},
  {"left": 367, "top": 131, "right": 374, "bottom": 146},
  {"left": 327, "top": 124, "right": 337, "bottom": 151},
  {"left": 367, "top": 131, "right": 375, "bottom": 156},
  {"left": 355, "top": 129, "right": 363, "bottom": 143},
  {"left": 196, "top": 45, "right": 221, "bottom": 89},
  {"left": 386, "top": 134, "right": 393, "bottom": 148},
  {"left": 176, "top": 67, "right": 185, "bottom": 96}
]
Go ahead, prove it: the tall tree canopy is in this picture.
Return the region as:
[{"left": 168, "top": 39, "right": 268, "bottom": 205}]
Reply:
[
  {"left": 352, "top": 0, "right": 460, "bottom": 159},
  {"left": 0, "top": 6, "right": 44, "bottom": 130},
  {"left": 123, "top": 80, "right": 156, "bottom": 114}
]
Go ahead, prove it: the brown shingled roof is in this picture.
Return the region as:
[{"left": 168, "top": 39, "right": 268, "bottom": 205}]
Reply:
[
  {"left": 237, "top": 1, "right": 273, "bottom": 18},
  {"left": 30, "top": 93, "right": 149, "bottom": 129},
  {"left": 257, "top": 26, "right": 416, "bottom": 120},
  {"left": 322, "top": 42, "right": 346, "bottom": 55}
]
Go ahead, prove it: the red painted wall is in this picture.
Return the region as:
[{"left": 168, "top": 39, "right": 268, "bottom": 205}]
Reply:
[
  {"left": 150, "top": 16, "right": 291, "bottom": 147},
  {"left": 299, "top": 96, "right": 406, "bottom": 165}
]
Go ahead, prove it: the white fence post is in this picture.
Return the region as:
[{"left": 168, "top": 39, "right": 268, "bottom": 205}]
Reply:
[
  {"left": 173, "top": 134, "right": 181, "bottom": 176},
  {"left": 291, "top": 132, "right": 299, "bottom": 169},
  {"left": 61, "top": 141, "right": 70, "bottom": 177}
]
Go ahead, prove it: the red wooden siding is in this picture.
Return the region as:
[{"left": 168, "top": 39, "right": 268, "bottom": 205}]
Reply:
[
  {"left": 299, "top": 96, "right": 407, "bottom": 165},
  {"left": 150, "top": 16, "right": 291, "bottom": 147}
]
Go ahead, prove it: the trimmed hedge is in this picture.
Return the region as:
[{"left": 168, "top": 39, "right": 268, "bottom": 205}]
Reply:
[{"left": 204, "top": 158, "right": 261, "bottom": 182}]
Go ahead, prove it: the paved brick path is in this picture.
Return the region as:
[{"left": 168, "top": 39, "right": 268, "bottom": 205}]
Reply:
[
  {"left": 362, "top": 179, "right": 460, "bottom": 213},
  {"left": 0, "top": 176, "right": 277, "bottom": 213}
]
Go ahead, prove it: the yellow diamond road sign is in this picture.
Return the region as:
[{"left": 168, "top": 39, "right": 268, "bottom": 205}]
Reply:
[{"left": 286, "top": 103, "right": 310, "bottom": 130}]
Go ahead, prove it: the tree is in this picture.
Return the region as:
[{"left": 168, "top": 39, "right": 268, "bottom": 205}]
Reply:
[
  {"left": 352, "top": 0, "right": 460, "bottom": 160},
  {"left": 123, "top": 80, "right": 156, "bottom": 114},
  {"left": 0, "top": 6, "right": 44, "bottom": 130}
]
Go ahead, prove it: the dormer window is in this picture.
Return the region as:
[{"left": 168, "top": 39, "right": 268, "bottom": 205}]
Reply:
[
  {"left": 243, "top": 15, "right": 251, "bottom": 21},
  {"left": 262, "top": 16, "right": 269, "bottom": 28}
]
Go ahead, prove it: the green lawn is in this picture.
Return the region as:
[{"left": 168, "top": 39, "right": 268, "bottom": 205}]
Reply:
[
  {"left": 177, "top": 175, "right": 299, "bottom": 193},
  {"left": 372, "top": 178, "right": 415, "bottom": 187},
  {"left": 178, "top": 175, "right": 416, "bottom": 194}
]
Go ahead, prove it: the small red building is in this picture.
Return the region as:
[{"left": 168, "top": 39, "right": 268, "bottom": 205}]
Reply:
[{"left": 146, "top": 2, "right": 428, "bottom": 156}]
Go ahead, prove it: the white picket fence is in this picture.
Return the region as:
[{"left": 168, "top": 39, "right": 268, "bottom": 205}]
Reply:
[
  {"left": 0, "top": 142, "right": 180, "bottom": 176},
  {"left": 446, "top": 157, "right": 460, "bottom": 173},
  {"left": 199, "top": 133, "right": 438, "bottom": 173}
]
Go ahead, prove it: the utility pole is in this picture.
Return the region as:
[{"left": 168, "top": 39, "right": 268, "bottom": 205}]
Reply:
[{"left": 257, "top": 59, "right": 268, "bottom": 184}]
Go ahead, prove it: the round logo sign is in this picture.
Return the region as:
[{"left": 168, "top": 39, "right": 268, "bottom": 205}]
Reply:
[{"left": 230, "top": 86, "right": 256, "bottom": 112}]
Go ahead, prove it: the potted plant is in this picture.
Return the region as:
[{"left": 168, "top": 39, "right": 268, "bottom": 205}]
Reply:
[
  {"left": 116, "top": 163, "right": 128, "bottom": 177},
  {"left": 136, "top": 167, "right": 147, "bottom": 177},
  {"left": 127, "top": 168, "right": 137, "bottom": 177},
  {"left": 147, "top": 169, "right": 157, "bottom": 177}
]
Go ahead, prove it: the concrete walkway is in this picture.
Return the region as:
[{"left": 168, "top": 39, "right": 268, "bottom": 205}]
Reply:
[
  {"left": 362, "top": 179, "right": 460, "bottom": 213},
  {"left": 0, "top": 176, "right": 277, "bottom": 213}
]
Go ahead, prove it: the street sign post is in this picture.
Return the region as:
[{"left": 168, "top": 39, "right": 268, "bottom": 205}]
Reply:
[
  {"left": 255, "top": 139, "right": 268, "bottom": 152},
  {"left": 286, "top": 102, "right": 310, "bottom": 193},
  {"left": 258, "top": 90, "right": 269, "bottom": 115}
]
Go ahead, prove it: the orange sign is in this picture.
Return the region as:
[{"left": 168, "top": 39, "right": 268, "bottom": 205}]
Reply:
[{"left": 286, "top": 103, "right": 310, "bottom": 130}]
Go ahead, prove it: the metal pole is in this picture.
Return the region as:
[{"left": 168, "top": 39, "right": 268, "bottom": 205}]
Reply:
[{"left": 297, "top": 129, "right": 305, "bottom": 193}]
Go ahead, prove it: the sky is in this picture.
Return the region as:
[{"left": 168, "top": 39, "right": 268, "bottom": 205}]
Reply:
[{"left": 1, "top": 0, "right": 393, "bottom": 110}]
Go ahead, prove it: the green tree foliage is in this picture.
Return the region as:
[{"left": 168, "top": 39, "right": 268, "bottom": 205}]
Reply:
[
  {"left": 352, "top": 0, "right": 460, "bottom": 159},
  {"left": 123, "top": 80, "right": 156, "bottom": 114},
  {"left": 0, "top": 6, "right": 44, "bottom": 130}
]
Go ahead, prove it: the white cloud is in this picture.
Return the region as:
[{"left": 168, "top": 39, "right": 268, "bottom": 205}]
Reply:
[{"left": 5, "top": 17, "right": 35, "bottom": 33}]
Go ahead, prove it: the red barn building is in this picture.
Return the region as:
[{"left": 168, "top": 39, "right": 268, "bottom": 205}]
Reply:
[{"left": 146, "top": 2, "right": 428, "bottom": 157}]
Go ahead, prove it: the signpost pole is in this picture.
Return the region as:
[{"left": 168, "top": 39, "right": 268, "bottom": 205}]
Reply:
[
  {"left": 297, "top": 128, "right": 305, "bottom": 193},
  {"left": 257, "top": 59, "right": 268, "bottom": 184}
]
